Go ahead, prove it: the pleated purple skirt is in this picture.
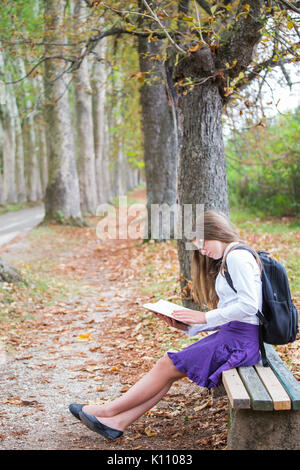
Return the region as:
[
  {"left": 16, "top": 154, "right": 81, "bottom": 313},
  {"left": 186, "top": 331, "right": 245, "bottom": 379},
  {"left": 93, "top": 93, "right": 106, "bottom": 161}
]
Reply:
[{"left": 167, "top": 321, "right": 261, "bottom": 389}]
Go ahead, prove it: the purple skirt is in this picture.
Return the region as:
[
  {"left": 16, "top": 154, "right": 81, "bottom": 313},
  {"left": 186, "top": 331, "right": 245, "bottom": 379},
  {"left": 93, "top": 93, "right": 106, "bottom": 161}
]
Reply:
[{"left": 168, "top": 321, "right": 261, "bottom": 389}]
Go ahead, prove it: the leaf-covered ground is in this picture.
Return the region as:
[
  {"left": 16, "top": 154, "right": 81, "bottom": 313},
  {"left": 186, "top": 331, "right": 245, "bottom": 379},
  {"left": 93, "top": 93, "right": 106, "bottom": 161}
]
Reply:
[{"left": 0, "top": 187, "right": 299, "bottom": 450}]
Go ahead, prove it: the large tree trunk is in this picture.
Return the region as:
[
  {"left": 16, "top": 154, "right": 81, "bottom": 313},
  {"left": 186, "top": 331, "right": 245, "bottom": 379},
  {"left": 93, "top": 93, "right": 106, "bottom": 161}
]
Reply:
[
  {"left": 176, "top": 81, "right": 229, "bottom": 307},
  {"left": 1, "top": 98, "right": 17, "bottom": 204},
  {"left": 137, "top": 0, "right": 178, "bottom": 241},
  {"left": 17, "top": 58, "right": 42, "bottom": 203},
  {"left": 12, "top": 93, "right": 26, "bottom": 203},
  {"left": 36, "top": 114, "right": 48, "bottom": 195},
  {"left": 43, "top": 0, "right": 83, "bottom": 225},
  {"left": 138, "top": 35, "right": 178, "bottom": 241},
  {"left": 90, "top": 36, "right": 110, "bottom": 205},
  {"left": 35, "top": 75, "right": 48, "bottom": 197},
  {"left": 72, "top": 0, "right": 97, "bottom": 215},
  {"left": 0, "top": 51, "right": 17, "bottom": 205},
  {"left": 24, "top": 106, "right": 42, "bottom": 203}
]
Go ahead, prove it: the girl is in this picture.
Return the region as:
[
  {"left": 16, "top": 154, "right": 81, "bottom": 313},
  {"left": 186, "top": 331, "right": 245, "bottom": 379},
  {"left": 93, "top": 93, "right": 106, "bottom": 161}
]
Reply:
[{"left": 69, "top": 210, "right": 262, "bottom": 440}]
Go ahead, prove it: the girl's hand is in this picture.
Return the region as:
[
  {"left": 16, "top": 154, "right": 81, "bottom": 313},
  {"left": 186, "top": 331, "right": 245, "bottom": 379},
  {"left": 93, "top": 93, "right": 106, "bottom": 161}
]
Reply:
[
  {"left": 172, "top": 309, "right": 206, "bottom": 325},
  {"left": 154, "top": 313, "right": 189, "bottom": 331}
]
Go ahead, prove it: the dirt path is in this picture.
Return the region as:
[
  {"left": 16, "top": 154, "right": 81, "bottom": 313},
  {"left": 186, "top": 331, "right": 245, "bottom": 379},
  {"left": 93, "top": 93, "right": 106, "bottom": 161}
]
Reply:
[{"left": 0, "top": 189, "right": 228, "bottom": 451}]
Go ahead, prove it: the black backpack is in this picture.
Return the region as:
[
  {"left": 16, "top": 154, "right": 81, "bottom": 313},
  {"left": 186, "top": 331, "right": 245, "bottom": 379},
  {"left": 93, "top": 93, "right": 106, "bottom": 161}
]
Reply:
[{"left": 224, "top": 246, "right": 299, "bottom": 367}]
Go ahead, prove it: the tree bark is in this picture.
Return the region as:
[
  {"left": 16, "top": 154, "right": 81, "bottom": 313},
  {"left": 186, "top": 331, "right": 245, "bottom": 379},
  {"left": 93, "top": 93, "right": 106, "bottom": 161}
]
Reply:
[
  {"left": 17, "top": 57, "right": 43, "bottom": 203},
  {"left": 24, "top": 106, "right": 42, "bottom": 203},
  {"left": 43, "top": 0, "right": 83, "bottom": 225},
  {"left": 0, "top": 50, "right": 17, "bottom": 205},
  {"left": 1, "top": 95, "right": 17, "bottom": 204},
  {"left": 138, "top": 35, "right": 178, "bottom": 241},
  {"left": 72, "top": 0, "right": 98, "bottom": 215},
  {"left": 12, "top": 93, "right": 26, "bottom": 203},
  {"left": 90, "top": 37, "right": 110, "bottom": 205},
  {"left": 176, "top": 80, "right": 229, "bottom": 307}
]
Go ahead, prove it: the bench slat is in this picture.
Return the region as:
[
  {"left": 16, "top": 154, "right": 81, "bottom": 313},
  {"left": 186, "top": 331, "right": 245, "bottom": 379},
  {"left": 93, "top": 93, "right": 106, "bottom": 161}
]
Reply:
[
  {"left": 254, "top": 362, "right": 291, "bottom": 410},
  {"left": 222, "top": 368, "right": 251, "bottom": 409},
  {"left": 238, "top": 366, "right": 273, "bottom": 410},
  {"left": 265, "top": 343, "right": 300, "bottom": 410}
]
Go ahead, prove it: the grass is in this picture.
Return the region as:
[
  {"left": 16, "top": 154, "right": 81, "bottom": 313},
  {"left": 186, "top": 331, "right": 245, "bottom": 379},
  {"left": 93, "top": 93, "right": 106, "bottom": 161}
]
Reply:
[
  {"left": 0, "top": 200, "right": 43, "bottom": 216},
  {"left": 230, "top": 207, "right": 300, "bottom": 233}
]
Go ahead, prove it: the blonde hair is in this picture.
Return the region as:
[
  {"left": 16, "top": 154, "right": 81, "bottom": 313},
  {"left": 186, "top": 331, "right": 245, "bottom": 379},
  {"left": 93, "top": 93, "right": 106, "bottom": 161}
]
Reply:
[{"left": 191, "top": 210, "right": 261, "bottom": 309}]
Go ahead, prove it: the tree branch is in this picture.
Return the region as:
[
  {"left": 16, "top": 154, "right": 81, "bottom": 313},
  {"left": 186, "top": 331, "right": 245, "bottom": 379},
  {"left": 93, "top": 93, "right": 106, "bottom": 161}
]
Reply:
[
  {"left": 279, "top": 60, "right": 294, "bottom": 88},
  {"left": 1, "top": 56, "right": 74, "bottom": 85},
  {"left": 195, "top": 0, "right": 212, "bottom": 16},
  {"left": 278, "top": 0, "right": 300, "bottom": 14},
  {"left": 141, "top": 0, "right": 187, "bottom": 54},
  {"left": 217, "top": 0, "right": 267, "bottom": 75},
  {"left": 237, "top": 55, "right": 298, "bottom": 90}
]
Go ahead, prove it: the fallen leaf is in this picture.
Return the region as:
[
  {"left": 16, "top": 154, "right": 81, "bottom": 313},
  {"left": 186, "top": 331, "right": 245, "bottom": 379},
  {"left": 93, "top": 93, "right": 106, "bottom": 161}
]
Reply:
[
  {"left": 15, "top": 356, "right": 33, "bottom": 361},
  {"left": 188, "top": 43, "right": 201, "bottom": 52},
  {"left": 2, "top": 397, "right": 39, "bottom": 406},
  {"left": 144, "top": 426, "right": 157, "bottom": 437},
  {"left": 194, "top": 398, "right": 213, "bottom": 412}
]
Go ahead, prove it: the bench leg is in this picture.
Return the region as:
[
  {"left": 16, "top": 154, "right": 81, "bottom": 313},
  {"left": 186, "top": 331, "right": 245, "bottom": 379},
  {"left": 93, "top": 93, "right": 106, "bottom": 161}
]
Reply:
[{"left": 227, "top": 402, "right": 300, "bottom": 450}]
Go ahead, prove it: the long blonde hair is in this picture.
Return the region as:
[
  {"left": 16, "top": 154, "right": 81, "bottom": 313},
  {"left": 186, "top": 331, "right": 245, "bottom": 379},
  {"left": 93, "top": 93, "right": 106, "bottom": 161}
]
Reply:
[{"left": 191, "top": 210, "right": 261, "bottom": 309}]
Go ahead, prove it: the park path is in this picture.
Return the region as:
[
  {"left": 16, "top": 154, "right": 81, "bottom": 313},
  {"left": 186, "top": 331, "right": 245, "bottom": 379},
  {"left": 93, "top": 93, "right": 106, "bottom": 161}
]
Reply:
[
  {"left": 0, "top": 205, "right": 44, "bottom": 247},
  {"left": 0, "top": 188, "right": 228, "bottom": 450}
]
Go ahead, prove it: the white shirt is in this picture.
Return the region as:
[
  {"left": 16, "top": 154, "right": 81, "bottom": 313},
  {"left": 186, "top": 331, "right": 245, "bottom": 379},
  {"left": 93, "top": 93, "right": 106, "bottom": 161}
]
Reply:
[{"left": 187, "top": 242, "right": 262, "bottom": 336}]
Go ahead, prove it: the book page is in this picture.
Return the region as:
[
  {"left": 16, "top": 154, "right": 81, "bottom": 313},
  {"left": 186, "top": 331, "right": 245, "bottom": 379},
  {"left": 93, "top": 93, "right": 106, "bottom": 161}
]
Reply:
[{"left": 142, "top": 299, "right": 193, "bottom": 325}]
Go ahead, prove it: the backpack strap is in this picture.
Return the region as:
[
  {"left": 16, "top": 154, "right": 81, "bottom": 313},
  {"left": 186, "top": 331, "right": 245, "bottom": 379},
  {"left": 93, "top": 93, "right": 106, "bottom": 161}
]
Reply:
[{"left": 223, "top": 246, "right": 269, "bottom": 367}]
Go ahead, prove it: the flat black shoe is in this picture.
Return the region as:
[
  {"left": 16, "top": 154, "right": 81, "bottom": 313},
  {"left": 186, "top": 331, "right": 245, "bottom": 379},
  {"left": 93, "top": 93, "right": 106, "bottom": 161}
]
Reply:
[
  {"left": 69, "top": 404, "right": 84, "bottom": 420},
  {"left": 79, "top": 410, "right": 123, "bottom": 441}
]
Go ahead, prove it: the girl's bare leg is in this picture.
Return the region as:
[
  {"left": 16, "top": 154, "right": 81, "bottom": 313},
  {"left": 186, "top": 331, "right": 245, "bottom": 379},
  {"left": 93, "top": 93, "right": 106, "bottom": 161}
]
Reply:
[
  {"left": 82, "top": 354, "right": 186, "bottom": 418},
  {"left": 94, "top": 383, "right": 172, "bottom": 431}
]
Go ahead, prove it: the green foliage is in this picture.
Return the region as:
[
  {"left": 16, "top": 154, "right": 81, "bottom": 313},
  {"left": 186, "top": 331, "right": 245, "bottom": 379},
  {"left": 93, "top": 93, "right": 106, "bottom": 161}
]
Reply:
[{"left": 226, "top": 107, "right": 300, "bottom": 217}]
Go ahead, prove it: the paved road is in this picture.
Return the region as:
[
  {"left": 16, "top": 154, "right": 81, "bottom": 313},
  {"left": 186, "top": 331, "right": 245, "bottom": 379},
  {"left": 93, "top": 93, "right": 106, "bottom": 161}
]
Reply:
[{"left": 0, "top": 204, "right": 45, "bottom": 247}]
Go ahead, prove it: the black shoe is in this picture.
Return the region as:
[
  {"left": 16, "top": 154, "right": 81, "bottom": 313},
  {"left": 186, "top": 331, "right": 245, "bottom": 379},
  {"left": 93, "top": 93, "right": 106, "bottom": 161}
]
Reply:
[
  {"left": 79, "top": 410, "right": 123, "bottom": 441},
  {"left": 69, "top": 404, "right": 84, "bottom": 420}
]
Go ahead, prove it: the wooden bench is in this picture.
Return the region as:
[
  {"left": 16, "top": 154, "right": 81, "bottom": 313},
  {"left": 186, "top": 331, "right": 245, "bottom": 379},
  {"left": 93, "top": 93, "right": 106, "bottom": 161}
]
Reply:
[{"left": 221, "top": 343, "right": 300, "bottom": 450}]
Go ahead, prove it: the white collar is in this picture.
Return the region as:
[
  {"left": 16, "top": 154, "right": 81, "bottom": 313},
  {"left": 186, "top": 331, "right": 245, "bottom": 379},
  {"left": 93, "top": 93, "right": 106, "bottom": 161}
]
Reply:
[{"left": 223, "top": 241, "right": 240, "bottom": 258}]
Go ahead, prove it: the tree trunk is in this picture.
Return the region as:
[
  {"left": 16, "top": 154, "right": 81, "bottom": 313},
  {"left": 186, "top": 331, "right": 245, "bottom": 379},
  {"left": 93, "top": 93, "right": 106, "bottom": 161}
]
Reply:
[
  {"left": 12, "top": 93, "right": 26, "bottom": 203},
  {"left": 72, "top": 0, "right": 97, "bottom": 215},
  {"left": 35, "top": 75, "right": 48, "bottom": 196},
  {"left": 0, "top": 50, "right": 17, "bottom": 205},
  {"left": 90, "top": 37, "right": 110, "bottom": 205},
  {"left": 2, "top": 98, "right": 17, "bottom": 204},
  {"left": 36, "top": 115, "right": 48, "bottom": 195},
  {"left": 138, "top": 36, "right": 178, "bottom": 241},
  {"left": 0, "top": 120, "right": 5, "bottom": 205},
  {"left": 176, "top": 81, "right": 229, "bottom": 307},
  {"left": 24, "top": 108, "right": 42, "bottom": 203},
  {"left": 43, "top": 0, "right": 83, "bottom": 225},
  {"left": 17, "top": 58, "right": 42, "bottom": 203}
]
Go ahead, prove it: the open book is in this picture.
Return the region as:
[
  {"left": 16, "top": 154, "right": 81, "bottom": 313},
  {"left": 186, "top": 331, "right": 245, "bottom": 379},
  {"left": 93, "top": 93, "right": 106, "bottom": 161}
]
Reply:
[{"left": 142, "top": 299, "right": 193, "bottom": 326}]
